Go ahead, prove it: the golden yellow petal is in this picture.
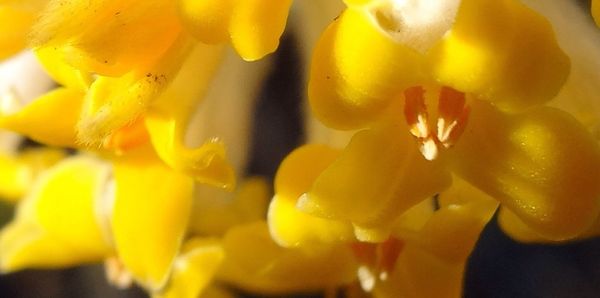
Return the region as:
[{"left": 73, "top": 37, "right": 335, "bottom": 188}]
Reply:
[
  {"left": 228, "top": 0, "right": 292, "bottom": 61},
  {"left": 0, "top": 7, "right": 34, "bottom": 60},
  {"left": 309, "top": 8, "right": 425, "bottom": 130},
  {"left": 177, "top": 0, "right": 232, "bottom": 44},
  {"left": 302, "top": 124, "right": 451, "bottom": 241},
  {"left": 145, "top": 43, "right": 235, "bottom": 188},
  {"left": 31, "top": 0, "right": 183, "bottom": 76},
  {"left": 593, "top": 0, "right": 600, "bottom": 27},
  {"left": 429, "top": 0, "right": 569, "bottom": 111},
  {"left": 77, "top": 36, "right": 194, "bottom": 147},
  {"left": 153, "top": 238, "right": 224, "bottom": 298},
  {"left": 0, "top": 87, "right": 83, "bottom": 147},
  {"left": 34, "top": 46, "right": 91, "bottom": 90},
  {"left": 0, "top": 156, "right": 112, "bottom": 272},
  {"left": 218, "top": 221, "right": 358, "bottom": 295},
  {"left": 449, "top": 100, "right": 600, "bottom": 240},
  {"left": 111, "top": 149, "right": 194, "bottom": 291}
]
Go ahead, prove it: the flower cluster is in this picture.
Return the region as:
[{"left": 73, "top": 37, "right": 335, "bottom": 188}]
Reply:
[{"left": 0, "top": 0, "right": 599, "bottom": 297}]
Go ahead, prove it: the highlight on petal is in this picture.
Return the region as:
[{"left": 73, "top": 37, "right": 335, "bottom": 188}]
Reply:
[
  {"left": 228, "top": 0, "right": 292, "bottom": 61},
  {"left": 449, "top": 100, "right": 600, "bottom": 240},
  {"left": 31, "top": 0, "right": 183, "bottom": 76},
  {"left": 217, "top": 221, "right": 358, "bottom": 295},
  {"left": 77, "top": 36, "right": 194, "bottom": 147},
  {"left": 429, "top": 0, "right": 570, "bottom": 111},
  {"left": 268, "top": 144, "right": 354, "bottom": 247},
  {"left": 145, "top": 43, "right": 235, "bottom": 188},
  {"left": 309, "top": 8, "right": 425, "bottom": 130},
  {"left": 190, "top": 177, "right": 269, "bottom": 236},
  {"left": 0, "top": 87, "right": 84, "bottom": 147},
  {"left": 300, "top": 124, "right": 452, "bottom": 242},
  {"left": 177, "top": 0, "right": 232, "bottom": 44},
  {"left": 111, "top": 148, "right": 194, "bottom": 291},
  {"left": 153, "top": 238, "right": 224, "bottom": 298},
  {"left": 0, "top": 148, "right": 65, "bottom": 202},
  {"left": 0, "top": 156, "right": 112, "bottom": 272}
]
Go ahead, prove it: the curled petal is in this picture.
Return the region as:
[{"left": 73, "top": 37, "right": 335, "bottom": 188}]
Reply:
[
  {"left": 34, "top": 46, "right": 91, "bottom": 91},
  {"left": 218, "top": 221, "right": 358, "bottom": 295},
  {"left": 429, "top": 0, "right": 569, "bottom": 111},
  {"left": 0, "top": 87, "right": 83, "bottom": 147},
  {"left": 145, "top": 43, "right": 234, "bottom": 188},
  {"left": 449, "top": 100, "right": 600, "bottom": 240},
  {"left": 0, "top": 156, "right": 112, "bottom": 272},
  {"left": 77, "top": 36, "right": 194, "bottom": 147},
  {"left": 301, "top": 124, "right": 452, "bottom": 241},
  {"left": 269, "top": 144, "right": 354, "bottom": 247},
  {"left": 153, "top": 238, "right": 224, "bottom": 298},
  {"left": 112, "top": 149, "right": 194, "bottom": 291},
  {"left": 309, "top": 8, "right": 425, "bottom": 130}
]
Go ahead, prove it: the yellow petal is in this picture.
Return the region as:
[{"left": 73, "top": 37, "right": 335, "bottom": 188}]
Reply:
[
  {"left": 0, "top": 148, "right": 65, "bottom": 202},
  {"left": 309, "top": 8, "right": 425, "bottom": 130},
  {"left": 218, "top": 221, "right": 358, "bottom": 295},
  {"left": 0, "top": 87, "right": 83, "bottom": 147},
  {"left": 190, "top": 177, "right": 269, "bottom": 236},
  {"left": 31, "top": 0, "right": 183, "bottom": 76},
  {"left": 449, "top": 100, "right": 600, "bottom": 240},
  {"left": 269, "top": 144, "right": 354, "bottom": 247},
  {"left": 77, "top": 36, "right": 194, "bottom": 147},
  {"left": 429, "top": 0, "right": 569, "bottom": 111},
  {"left": 498, "top": 208, "right": 600, "bottom": 243},
  {"left": 0, "top": 6, "right": 35, "bottom": 60},
  {"left": 301, "top": 124, "right": 451, "bottom": 241},
  {"left": 34, "top": 46, "right": 91, "bottom": 90},
  {"left": 0, "top": 156, "right": 112, "bottom": 272},
  {"left": 153, "top": 238, "right": 224, "bottom": 298},
  {"left": 112, "top": 148, "right": 194, "bottom": 290},
  {"left": 177, "top": 0, "right": 232, "bottom": 44},
  {"left": 145, "top": 43, "right": 235, "bottom": 188}
]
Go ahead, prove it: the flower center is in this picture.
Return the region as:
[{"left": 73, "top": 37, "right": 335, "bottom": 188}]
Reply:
[
  {"left": 351, "top": 237, "right": 404, "bottom": 291},
  {"left": 403, "top": 86, "right": 470, "bottom": 160}
]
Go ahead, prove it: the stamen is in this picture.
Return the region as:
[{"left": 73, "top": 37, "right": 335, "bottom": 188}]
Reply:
[
  {"left": 102, "top": 117, "right": 150, "bottom": 154},
  {"left": 350, "top": 237, "right": 404, "bottom": 291},
  {"left": 403, "top": 86, "right": 469, "bottom": 160}
]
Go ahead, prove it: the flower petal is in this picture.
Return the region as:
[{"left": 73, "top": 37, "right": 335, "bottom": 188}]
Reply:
[
  {"left": 0, "top": 87, "right": 84, "bottom": 147},
  {"left": 268, "top": 144, "right": 354, "bottom": 247},
  {"left": 77, "top": 36, "right": 193, "bottom": 147},
  {"left": 593, "top": 0, "right": 600, "bottom": 27},
  {"left": 301, "top": 124, "right": 451, "bottom": 241},
  {"left": 153, "top": 238, "right": 224, "bottom": 298},
  {"left": 34, "top": 46, "right": 91, "bottom": 90},
  {"left": 228, "top": 0, "right": 292, "bottom": 61},
  {"left": 218, "top": 221, "right": 358, "bottom": 295},
  {"left": 0, "top": 156, "right": 112, "bottom": 272},
  {"left": 145, "top": 43, "right": 235, "bottom": 188},
  {"left": 449, "top": 100, "right": 600, "bottom": 240},
  {"left": 176, "top": 0, "right": 232, "bottom": 44},
  {"left": 429, "top": 0, "right": 569, "bottom": 111},
  {"left": 31, "top": 0, "right": 182, "bottom": 76},
  {"left": 111, "top": 148, "right": 194, "bottom": 291},
  {"left": 309, "top": 8, "right": 425, "bottom": 130},
  {"left": 0, "top": 6, "right": 35, "bottom": 60}
]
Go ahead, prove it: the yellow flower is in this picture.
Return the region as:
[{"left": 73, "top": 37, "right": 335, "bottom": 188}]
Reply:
[
  {"left": 0, "top": 0, "right": 47, "bottom": 60},
  {"left": 268, "top": 144, "right": 498, "bottom": 297},
  {"left": 304, "top": 0, "right": 600, "bottom": 242}
]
